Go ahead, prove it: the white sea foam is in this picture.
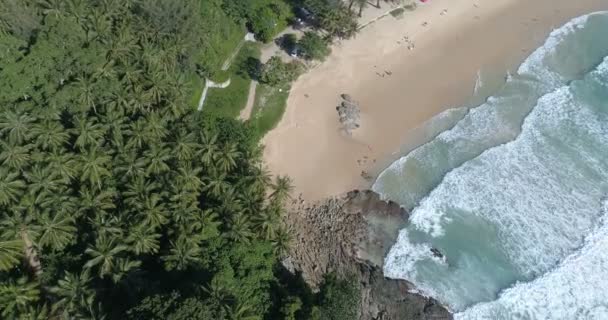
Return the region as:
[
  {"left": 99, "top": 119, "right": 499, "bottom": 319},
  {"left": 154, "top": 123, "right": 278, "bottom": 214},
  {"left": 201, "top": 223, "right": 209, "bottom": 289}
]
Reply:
[
  {"left": 473, "top": 70, "right": 483, "bottom": 96},
  {"left": 380, "top": 13, "right": 608, "bottom": 313},
  {"left": 456, "top": 200, "right": 608, "bottom": 320},
  {"left": 384, "top": 56, "right": 608, "bottom": 311},
  {"left": 517, "top": 13, "right": 593, "bottom": 86}
]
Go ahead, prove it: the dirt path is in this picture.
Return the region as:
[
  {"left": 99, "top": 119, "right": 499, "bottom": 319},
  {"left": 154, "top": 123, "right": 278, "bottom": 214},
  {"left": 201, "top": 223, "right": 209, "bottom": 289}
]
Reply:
[{"left": 239, "top": 81, "right": 258, "bottom": 120}]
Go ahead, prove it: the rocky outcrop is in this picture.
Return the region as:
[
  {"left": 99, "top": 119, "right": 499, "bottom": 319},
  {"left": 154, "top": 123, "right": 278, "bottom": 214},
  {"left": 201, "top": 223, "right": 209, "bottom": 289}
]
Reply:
[
  {"left": 337, "top": 94, "right": 361, "bottom": 135},
  {"left": 283, "top": 190, "right": 452, "bottom": 320}
]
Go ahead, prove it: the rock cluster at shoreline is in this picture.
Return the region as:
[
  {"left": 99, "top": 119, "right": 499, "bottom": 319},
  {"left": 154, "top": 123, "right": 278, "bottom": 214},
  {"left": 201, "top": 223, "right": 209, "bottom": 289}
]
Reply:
[
  {"left": 283, "top": 190, "right": 452, "bottom": 320},
  {"left": 337, "top": 94, "right": 361, "bottom": 135}
]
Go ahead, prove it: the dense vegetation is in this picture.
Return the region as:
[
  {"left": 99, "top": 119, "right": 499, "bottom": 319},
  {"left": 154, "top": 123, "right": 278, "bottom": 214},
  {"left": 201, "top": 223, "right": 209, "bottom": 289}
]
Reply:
[{"left": 0, "top": 0, "right": 365, "bottom": 319}]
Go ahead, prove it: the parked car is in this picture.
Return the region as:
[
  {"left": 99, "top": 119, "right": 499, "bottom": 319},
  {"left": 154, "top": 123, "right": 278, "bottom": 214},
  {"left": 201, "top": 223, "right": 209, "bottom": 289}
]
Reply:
[{"left": 295, "top": 7, "right": 314, "bottom": 22}]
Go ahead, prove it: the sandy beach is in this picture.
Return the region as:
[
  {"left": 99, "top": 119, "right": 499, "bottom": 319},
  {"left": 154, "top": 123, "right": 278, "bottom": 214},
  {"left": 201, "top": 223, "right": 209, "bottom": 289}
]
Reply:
[{"left": 262, "top": 0, "right": 608, "bottom": 201}]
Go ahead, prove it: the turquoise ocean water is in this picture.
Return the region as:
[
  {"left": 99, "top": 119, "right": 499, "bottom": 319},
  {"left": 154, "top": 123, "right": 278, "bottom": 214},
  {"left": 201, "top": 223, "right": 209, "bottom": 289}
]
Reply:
[{"left": 372, "top": 12, "right": 608, "bottom": 319}]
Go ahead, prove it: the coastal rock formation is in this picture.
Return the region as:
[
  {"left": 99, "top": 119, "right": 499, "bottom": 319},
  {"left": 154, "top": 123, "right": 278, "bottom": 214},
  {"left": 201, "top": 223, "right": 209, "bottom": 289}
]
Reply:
[
  {"left": 284, "top": 190, "right": 452, "bottom": 320},
  {"left": 337, "top": 94, "right": 361, "bottom": 135}
]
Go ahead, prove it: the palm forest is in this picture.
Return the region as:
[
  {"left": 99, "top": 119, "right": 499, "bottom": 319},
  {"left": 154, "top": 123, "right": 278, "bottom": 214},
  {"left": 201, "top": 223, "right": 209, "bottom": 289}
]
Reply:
[{"left": 0, "top": 0, "right": 363, "bottom": 319}]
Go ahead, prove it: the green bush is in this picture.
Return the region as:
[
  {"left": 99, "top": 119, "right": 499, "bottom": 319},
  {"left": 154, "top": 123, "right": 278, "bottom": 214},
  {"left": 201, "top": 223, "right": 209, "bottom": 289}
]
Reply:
[
  {"left": 250, "top": 6, "right": 279, "bottom": 43},
  {"left": 298, "top": 31, "right": 331, "bottom": 61},
  {"left": 226, "top": 0, "right": 293, "bottom": 43},
  {"left": 314, "top": 274, "right": 360, "bottom": 320},
  {"left": 303, "top": 0, "right": 358, "bottom": 39},
  {"left": 283, "top": 33, "right": 298, "bottom": 52},
  {"left": 260, "top": 57, "right": 305, "bottom": 87}
]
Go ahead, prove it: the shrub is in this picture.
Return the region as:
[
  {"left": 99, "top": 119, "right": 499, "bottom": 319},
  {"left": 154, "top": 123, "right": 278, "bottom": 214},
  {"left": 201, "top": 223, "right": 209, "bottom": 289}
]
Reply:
[
  {"left": 303, "top": 0, "right": 358, "bottom": 39},
  {"left": 298, "top": 31, "right": 331, "bottom": 61},
  {"left": 260, "top": 56, "right": 305, "bottom": 86},
  {"left": 314, "top": 274, "right": 360, "bottom": 320},
  {"left": 248, "top": 0, "right": 293, "bottom": 43},
  {"left": 250, "top": 6, "right": 278, "bottom": 43},
  {"left": 282, "top": 33, "right": 298, "bottom": 52}
]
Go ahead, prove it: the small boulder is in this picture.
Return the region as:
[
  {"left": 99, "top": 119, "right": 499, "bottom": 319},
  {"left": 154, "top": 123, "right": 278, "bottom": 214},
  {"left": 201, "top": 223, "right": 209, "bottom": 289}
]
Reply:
[{"left": 341, "top": 93, "right": 354, "bottom": 102}]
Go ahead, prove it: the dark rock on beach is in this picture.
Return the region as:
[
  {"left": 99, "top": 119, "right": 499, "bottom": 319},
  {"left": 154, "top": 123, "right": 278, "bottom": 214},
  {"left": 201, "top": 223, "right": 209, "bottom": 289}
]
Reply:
[
  {"left": 337, "top": 93, "right": 361, "bottom": 135},
  {"left": 283, "top": 190, "right": 452, "bottom": 320}
]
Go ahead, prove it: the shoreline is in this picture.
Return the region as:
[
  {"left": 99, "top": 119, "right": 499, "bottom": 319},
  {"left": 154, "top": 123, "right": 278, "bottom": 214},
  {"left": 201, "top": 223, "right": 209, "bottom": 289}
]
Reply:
[{"left": 262, "top": 0, "right": 608, "bottom": 202}]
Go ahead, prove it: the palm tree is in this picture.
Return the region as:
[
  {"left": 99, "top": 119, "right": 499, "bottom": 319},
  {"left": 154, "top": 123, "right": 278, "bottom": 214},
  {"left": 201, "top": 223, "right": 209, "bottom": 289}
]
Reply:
[
  {"left": 270, "top": 226, "right": 292, "bottom": 257},
  {"left": 88, "top": 8, "right": 111, "bottom": 44},
  {"left": 0, "top": 239, "right": 23, "bottom": 271},
  {"left": 131, "top": 85, "right": 153, "bottom": 113},
  {"left": 227, "top": 302, "right": 260, "bottom": 320},
  {"left": 0, "top": 168, "right": 25, "bottom": 205},
  {"left": 106, "top": 86, "right": 132, "bottom": 115},
  {"left": 202, "top": 278, "right": 233, "bottom": 313},
  {"left": 199, "top": 131, "right": 219, "bottom": 167},
  {"left": 87, "top": 215, "right": 124, "bottom": 239},
  {"left": 0, "top": 109, "right": 35, "bottom": 145},
  {"left": 164, "top": 74, "right": 188, "bottom": 118},
  {"left": 217, "top": 189, "right": 243, "bottom": 217},
  {"left": 79, "top": 147, "right": 112, "bottom": 189},
  {"left": 2, "top": 204, "right": 43, "bottom": 277},
  {"left": 72, "top": 117, "right": 105, "bottom": 150},
  {"left": 144, "top": 144, "right": 171, "bottom": 175},
  {"left": 126, "top": 223, "right": 160, "bottom": 255},
  {"left": 66, "top": 0, "right": 87, "bottom": 24},
  {"left": 23, "top": 165, "right": 63, "bottom": 204},
  {"left": 162, "top": 236, "right": 201, "bottom": 271},
  {"left": 139, "top": 194, "right": 168, "bottom": 228},
  {"left": 99, "top": 109, "right": 128, "bottom": 148},
  {"left": 226, "top": 213, "right": 254, "bottom": 244},
  {"left": 187, "top": 209, "right": 221, "bottom": 238},
  {"left": 216, "top": 143, "right": 241, "bottom": 173},
  {"left": 254, "top": 210, "right": 278, "bottom": 240},
  {"left": 173, "top": 129, "right": 200, "bottom": 162},
  {"left": 0, "top": 141, "right": 30, "bottom": 169},
  {"left": 175, "top": 165, "right": 203, "bottom": 192},
  {"left": 38, "top": 0, "right": 65, "bottom": 18},
  {"left": 49, "top": 270, "right": 95, "bottom": 318},
  {"left": 37, "top": 211, "right": 76, "bottom": 251},
  {"left": 123, "top": 176, "right": 159, "bottom": 208},
  {"left": 121, "top": 64, "right": 144, "bottom": 88},
  {"left": 203, "top": 170, "right": 230, "bottom": 198},
  {"left": 31, "top": 120, "right": 69, "bottom": 151},
  {"left": 107, "top": 24, "right": 139, "bottom": 65},
  {"left": 239, "top": 187, "right": 263, "bottom": 216},
  {"left": 84, "top": 235, "right": 128, "bottom": 278},
  {"left": 114, "top": 152, "right": 147, "bottom": 182},
  {"left": 144, "top": 111, "right": 168, "bottom": 141},
  {"left": 74, "top": 75, "right": 97, "bottom": 112},
  {"left": 110, "top": 258, "right": 141, "bottom": 284},
  {"left": 269, "top": 175, "right": 294, "bottom": 205},
  {"left": 168, "top": 187, "right": 199, "bottom": 214},
  {"left": 243, "top": 165, "right": 271, "bottom": 193},
  {"left": 0, "top": 277, "right": 40, "bottom": 319},
  {"left": 47, "top": 150, "right": 78, "bottom": 182},
  {"left": 19, "top": 303, "right": 51, "bottom": 320},
  {"left": 146, "top": 66, "right": 168, "bottom": 105},
  {"left": 126, "top": 119, "right": 148, "bottom": 150},
  {"left": 78, "top": 187, "right": 117, "bottom": 216}
]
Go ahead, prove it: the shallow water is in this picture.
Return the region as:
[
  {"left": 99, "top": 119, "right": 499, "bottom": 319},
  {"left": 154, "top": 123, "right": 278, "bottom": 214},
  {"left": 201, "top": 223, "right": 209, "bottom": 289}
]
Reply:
[{"left": 373, "top": 12, "right": 608, "bottom": 318}]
